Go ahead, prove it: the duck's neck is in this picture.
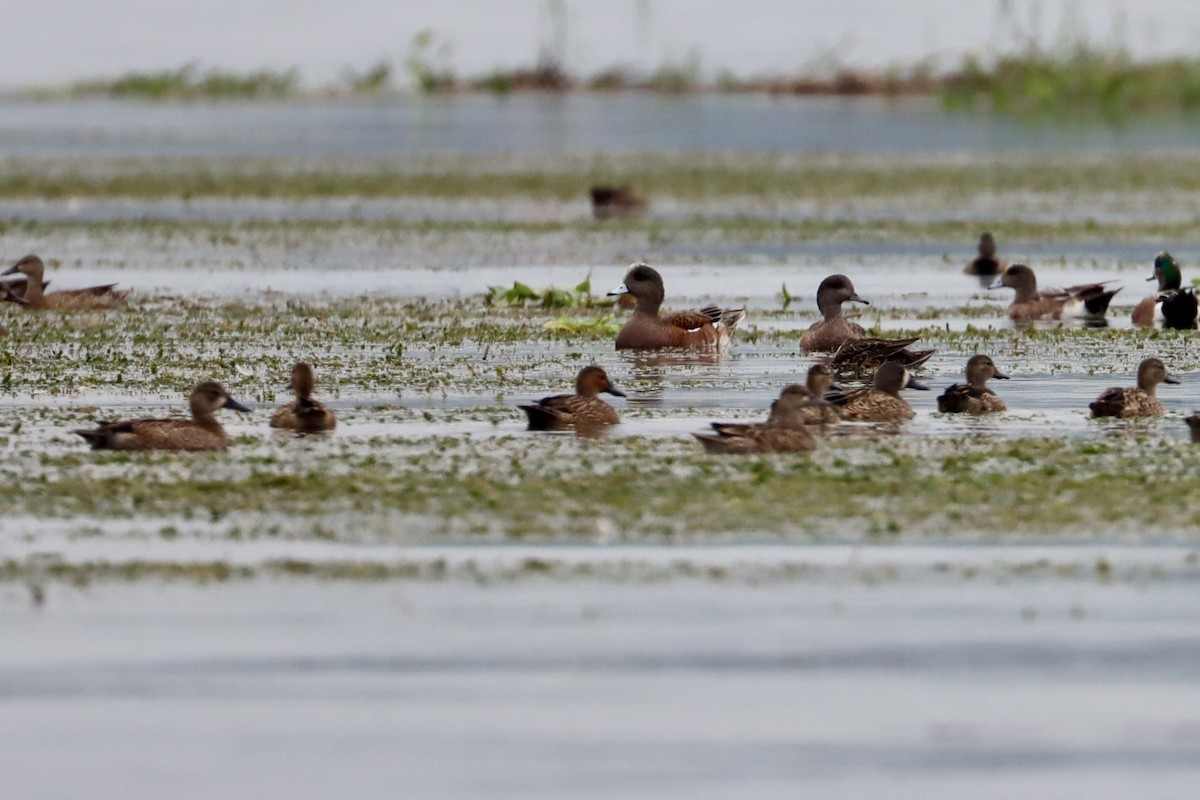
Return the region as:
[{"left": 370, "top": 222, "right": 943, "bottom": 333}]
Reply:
[
  {"left": 818, "top": 300, "right": 844, "bottom": 322},
  {"left": 634, "top": 295, "right": 662, "bottom": 317},
  {"left": 1011, "top": 280, "right": 1039, "bottom": 304},
  {"left": 23, "top": 275, "right": 45, "bottom": 307}
]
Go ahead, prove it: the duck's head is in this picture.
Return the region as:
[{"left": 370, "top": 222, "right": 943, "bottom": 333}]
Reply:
[
  {"left": 770, "top": 384, "right": 830, "bottom": 424},
  {"left": 988, "top": 263, "right": 1036, "bottom": 293},
  {"left": 1151, "top": 252, "right": 1182, "bottom": 291},
  {"left": 576, "top": 365, "right": 625, "bottom": 398},
  {"left": 608, "top": 263, "right": 664, "bottom": 308},
  {"left": 2, "top": 254, "right": 45, "bottom": 280},
  {"left": 875, "top": 361, "right": 929, "bottom": 393},
  {"left": 978, "top": 232, "right": 997, "bottom": 259},
  {"left": 805, "top": 363, "right": 834, "bottom": 396},
  {"left": 289, "top": 362, "right": 317, "bottom": 398},
  {"left": 965, "top": 354, "right": 1008, "bottom": 386},
  {"left": 1136, "top": 357, "right": 1179, "bottom": 391},
  {"left": 190, "top": 381, "right": 252, "bottom": 417},
  {"left": 815, "top": 274, "right": 868, "bottom": 314}
]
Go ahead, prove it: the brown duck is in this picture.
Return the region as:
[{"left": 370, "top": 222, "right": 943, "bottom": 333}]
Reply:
[
  {"left": 989, "top": 264, "right": 1119, "bottom": 323},
  {"left": 831, "top": 361, "right": 929, "bottom": 422},
  {"left": 2, "top": 254, "right": 126, "bottom": 310},
  {"left": 937, "top": 355, "right": 1009, "bottom": 414},
  {"left": 73, "top": 381, "right": 251, "bottom": 451},
  {"left": 963, "top": 232, "right": 1008, "bottom": 277},
  {"left": 520, "top": 366, "right": 625, "bottom": 430},
  {"left": 694, "top": 386, "right": 825, "bottom": 454},
  {"left": 800, "top": 275, "right": 934, "bottom": 369},
  {"left": 1089, "top": 358, "right": 1178, "bottom": 418},
  {"left": 609, "top": 263, "right": 744, "bottom": 350},
  {"left": 590, "top": 185, "right": 649, "bottom": 220},
  {"left": 1185, "top": 412, "right": 1200, "bottom": 442},
  {"left": 270, "top": 363, "right": 337, "bottom": 432}
]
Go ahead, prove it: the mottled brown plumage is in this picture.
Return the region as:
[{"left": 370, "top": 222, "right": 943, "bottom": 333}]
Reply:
[
  {"left": 937, "top": 355, "right": 1009, "bottom": 414},
  {"left": 590, "top": 185, "right": 649, "bottom": 220},
  {"left": 73, "top": 382, "right": 252, "bottom": 451},
  {"left": 1089, "top": 358, "right": 1177, "bottom": 418},
  {"left": 270, "top": 363, "right": 337, "bottom": 432},
  {"left": 694, "top": 387, "right": 824, "bottom": 454},
  {"left": 520, "top": 366, "right": 625, "bottom": 430},
  {"left": 801, "top": 275, "right": 934, "bottom": 370},
  {"left": 609, "top": 263, "right": 744, "bottom": 350},
  {"left": 2, "top": 254, "right": 126, "bottom": 310},
  {"left": 832, "top": 361, "right": 929, "bottom": 422},
  {"left": 989, "top": 264, "right": 1119, "bottom": 323}
]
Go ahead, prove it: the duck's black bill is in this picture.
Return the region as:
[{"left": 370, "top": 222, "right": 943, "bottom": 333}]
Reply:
[
  {"left": 224, "top": 397, "right": 253, "bottom": 413},
  {"left": 906, "top": 378, "right": 931, "bottom": 391},
  {"left": 993, "top": 370, "right": 1010, "bottom": 380},
  {"left": 849, "top": 293, "right": 870, "bottom": 305},
  {"left": 605, "top": 387, "right": 627, "bottom": 398},
  {"left": 1165, "top": 376, "right": 1181, "bottom": 385}
]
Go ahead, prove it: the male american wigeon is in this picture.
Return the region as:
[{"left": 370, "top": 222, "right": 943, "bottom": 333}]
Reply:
[
  {"left": 1089, "top": 357, "right": 1178, "bottom": 418},
  {"left": 800, "top": 275, "right": 934, "bottom": 369},
  {"left": 964, "top": 232, "right": 1008, "bottom": 277},
  {"left": 520, "top": 366, "right": 625, "bottom": 430},
  {"left": 831, "top": 361, "right": 929, "bottom": 422},
  {"left": 270, "top": 363, "right": 337, "bottom": 432},
  {"left": 2, "top": 254, "right": 126, "bottom": 310},
  {"left": 988, "top": 263, "right": 1119, "bottom": 323},
  {"left": 73, "top": 381, "right": 251, "bottom": 451},
  {"left": 608, "top": 263, "right": 744, "bottom": 350},
  {"left": 1131, "top": 252, "right": 1198, "bottom": 330},
  {"left": 590, "top": 185, "right": 649, "bottom": 220},
  {"left": 937, "top": 354, "right": 1009, "bottom": 414},
  {"left": 694, "top": 386, "right": 825, "bottom": 454}
]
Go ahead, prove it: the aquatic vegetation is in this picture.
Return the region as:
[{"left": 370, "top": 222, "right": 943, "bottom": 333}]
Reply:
[
  {"left": 485, "top": 274, "right": 607, "bottom": 309},
  {"left": 65, "top": 64, "right": 300, "bottom": 100}
]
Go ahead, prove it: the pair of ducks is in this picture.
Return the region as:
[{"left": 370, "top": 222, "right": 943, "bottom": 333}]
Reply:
[
  {"left": 610, "top": 263, "right": 934, "bottom": 374},
  {"left": 73, "top": 363, "right": 336, "bottom": 452}
]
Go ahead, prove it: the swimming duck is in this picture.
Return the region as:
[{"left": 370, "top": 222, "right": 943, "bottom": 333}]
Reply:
[
  {"left": 590, "top": 185, "right": 649, "bottom": 220},
  {"left": 520, "top": 366, "right": 626, "bottom": 430},
  {"left": 1, "top": 254, "right": 126, "bottom": 310},
  {"left": 988, "top": 264, "right": 1119, "bottom": 323},
  {"left": 1089, "top": 358, "right": 1178, "bottom": 418},
  {"left": 270, "top": 362, "right": 337, "bottom": 432},
  {"left": 1185, "top": 413, "right": 1200, "bottom": 442},
  {"left": 937, "top": 354, "right": 1009, "bottom": 414},
  {"left": 800, "top": 275, "right": 935, "bottom": 370},
  {"left": 73, "top": 381, "right": 251, "bottom": 451},
  {"left": 830, "top": 361, "right": 929, "bottom": 422},
  {"left": 694, "top": 387, "right": 824, "bottom": 454},
  {"left": 608, "top": 263, "right": 745, "bottom": 350},
  {"left": 964, "top": 232, "right": 1008, "bottom": 277},
  {"left": 1131, "top": 252, "right": 1198, "bottom": 330}
]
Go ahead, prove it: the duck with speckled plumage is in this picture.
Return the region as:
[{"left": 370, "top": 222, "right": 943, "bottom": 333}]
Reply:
[{"left": 1089, "top": 358, "right": 1178, "bottom": 418}]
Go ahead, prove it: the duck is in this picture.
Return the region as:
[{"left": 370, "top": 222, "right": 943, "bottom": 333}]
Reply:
[
  {"left": 520, "top": 366, "right": 626, "bottom": 430},
  {"left": 709, "top": 369, "right": 839, "bottom": 439},
  {"left": 608, "top": 263, "right": 744, "bottom": 350},
  {"left": 73, "top": 381, "right": 251, "bottom": 451},
  {"left": 964, "top": 232, "right": 1008, "bottom": 277},
  {"left": 800, "top": 275, "right": 935, "bottom": 370},
  {"left": 830, "top": 361, "right": 929, "bottom": 422},
  {"left": 988, "top": 263, "right": 1119, "bottom": 324},
  {"left": 1131, "top": 252, "right": 1198, "bottom": 330},
  {"left": 937, "top": 354, "right": 1009, "bottom": 414},
  {"left": 590, "top": 185, "right": 649, "bottom": 220},
  {"left": 1185, "top": 413, "right": 1200, "bottom": 443},
  {"left": 1, "top": 254, "right": 126, "bottom": 310},
  {"left": 1089, "top": 357, "right": 1178, "bottom": 418},
  {"left": 270, "top": 363, "right": 337, "bottom": 432},
  {"left": 693, "top": 387, "right": 824, "bottom": 454}
]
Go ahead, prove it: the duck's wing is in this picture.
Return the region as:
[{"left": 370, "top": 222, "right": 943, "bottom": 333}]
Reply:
[
  {"left": 829, "top": 336, "right": 928, "bottom": 372},
  {"left": 1089, "top": 387, "right": 1127, "bottom": 417},
  {"left": 663, "top": 309, "right": 718, "bottom": 331},
  {"left": 519, "top": 393, "right": 575, "bottom": 429},
  {"left": 1160, "top": 288, "right": 1199, "bottom": 330}
]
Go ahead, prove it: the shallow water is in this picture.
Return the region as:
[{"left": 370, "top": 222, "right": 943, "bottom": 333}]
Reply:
[{"left": 3, "top": 564, "right": 1200, "bottom": 800}]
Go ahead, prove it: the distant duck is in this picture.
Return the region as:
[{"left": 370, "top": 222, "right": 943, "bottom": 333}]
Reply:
[
  {"left": 270, "top": 363, "right": 337, "bottom": 433},
  {"left": 1089, "top": 358, "right": 1178, "bottom": 418},
  {"left": 1186, "top": 412, "right": 1200, "bottom": 442},
  {"left": 520, "top": 366, "right": 625, "bottom": 430},
  {"left": 988, "top": 264, "right": 1119, "bottom": 324},
  {"left": 73, "top": 382, "right": 251, "bottom": 451},
  {"left": 1, "top": 254, "right": 126, "bottom": 310},
  {"left": 829, "top": 361, "right": 929, "bottom": 422},
  {"left": 693, "top": 386, "right": 825, "bottom": 454},
  {"left": 590, "top": 185, "right": 649, "bottom": 220},
  {"left": 800, "top": 274, "right": 934, "bottom": 370},
  {"left": 1131, "top": 252, "right": 1198, "bottom": 330},
  {"left": 937, "top": 354, "right": 1009, "bottom": 414},
  {"left": 964, "top": 232, "right": 1008, "bottom": 277},
  {"left": 608, "top": 263, "right": 744, "bottom": 350}
]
